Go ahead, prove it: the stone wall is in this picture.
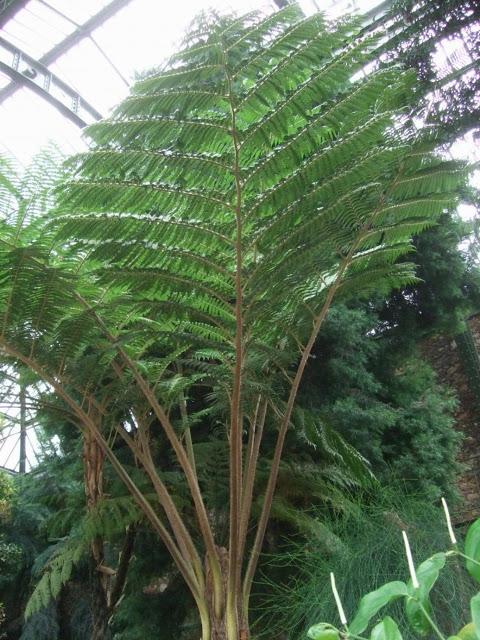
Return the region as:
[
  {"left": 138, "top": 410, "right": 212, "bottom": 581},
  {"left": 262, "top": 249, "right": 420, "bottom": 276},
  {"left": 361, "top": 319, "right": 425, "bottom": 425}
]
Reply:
[{"left": 422, "top": 315, "right": 480, "bottom": 523}]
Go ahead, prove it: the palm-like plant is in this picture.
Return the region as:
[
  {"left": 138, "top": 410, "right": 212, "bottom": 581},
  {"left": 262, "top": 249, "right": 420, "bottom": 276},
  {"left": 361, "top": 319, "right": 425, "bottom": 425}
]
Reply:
[{"left": 0, "top": 6, "right": 469, "bottom": 639}]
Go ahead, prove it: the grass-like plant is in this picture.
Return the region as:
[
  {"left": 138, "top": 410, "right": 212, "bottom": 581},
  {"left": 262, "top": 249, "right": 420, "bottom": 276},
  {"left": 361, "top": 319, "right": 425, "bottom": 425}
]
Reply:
[
  {"left": 255, "top": 490, "right": 474, "bottom": 638},
  {"left": 307, "top": 500, "right": 480, "bottom": 640}
]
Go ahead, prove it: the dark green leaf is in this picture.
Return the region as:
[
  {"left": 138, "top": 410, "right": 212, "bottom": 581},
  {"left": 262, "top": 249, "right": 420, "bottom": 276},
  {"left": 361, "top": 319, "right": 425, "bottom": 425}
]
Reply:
[
  {"left": 465, "top": 520, "right": 480, "bottom": 583},
  {"left": 405, "top": 552, "right": 446, "bottom": 636},
  {"left": 349, "top": 581, "right": 409, "bottom": 635},
  {"left": 370, "top": 616, "right": 403, "bottom": 640},
  {"left": 471, "top": 594, "right": 480, "bottom": 639}
]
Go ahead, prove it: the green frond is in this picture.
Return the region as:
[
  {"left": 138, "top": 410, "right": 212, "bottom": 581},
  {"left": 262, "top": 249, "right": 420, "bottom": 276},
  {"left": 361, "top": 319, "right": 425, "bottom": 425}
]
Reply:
[
  {"left": 294, "top": 407, "right": 376, "bottom": 488},
  {"left": 25, "top": 538, "right": 86, "bottom": 618},
  {"left": 86, "top": 115, "right": 232, "bottom": 155},
  {"left": 82, "top": 495, "right": 141, "bottom": 541}
]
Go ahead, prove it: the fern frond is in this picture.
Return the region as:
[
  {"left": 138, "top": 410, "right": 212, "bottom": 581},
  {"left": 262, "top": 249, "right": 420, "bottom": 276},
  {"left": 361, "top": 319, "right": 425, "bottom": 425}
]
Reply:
[
  {"left": 25, "top": 538, "right": 86, "bottom": 618},
  {"left": 0, "top": 6, "right": 468, "bottom": 406}
]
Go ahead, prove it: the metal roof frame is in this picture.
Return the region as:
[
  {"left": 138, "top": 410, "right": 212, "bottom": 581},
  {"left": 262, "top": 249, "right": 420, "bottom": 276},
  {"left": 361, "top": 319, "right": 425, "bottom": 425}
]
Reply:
[
  {"left": 0, "top": 0, "right": 28, "bottom": 29},
  {"left": 0, "top": 35, "right": 103, "bottom": 126},
  {"left": 0, "top": 0, "right": 134, "bottom": 125}
]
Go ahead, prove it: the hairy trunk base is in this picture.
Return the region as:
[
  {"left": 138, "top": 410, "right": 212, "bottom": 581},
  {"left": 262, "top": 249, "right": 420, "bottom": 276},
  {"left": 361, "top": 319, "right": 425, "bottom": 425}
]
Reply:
[
  {"left": 206, "top": 615, "right": 249, "bottom": 640},
  {"left": 204, "top": 548, "right": 249, "bottom": 640},
  {"left": 90, "top": 557, "right": 112, "bottom": 640}
]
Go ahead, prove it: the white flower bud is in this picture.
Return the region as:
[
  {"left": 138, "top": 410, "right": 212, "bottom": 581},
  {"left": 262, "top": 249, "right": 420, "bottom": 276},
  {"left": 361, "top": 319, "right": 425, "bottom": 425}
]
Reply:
[
  {"left": 330, "top": 572, "right": 347, "bottom": 626},
  {"left": 441, "top": 497, "right": 457, "bottom": 545},
  {"left": 402, "top": 530, "right": 419, "bottom": 589}
]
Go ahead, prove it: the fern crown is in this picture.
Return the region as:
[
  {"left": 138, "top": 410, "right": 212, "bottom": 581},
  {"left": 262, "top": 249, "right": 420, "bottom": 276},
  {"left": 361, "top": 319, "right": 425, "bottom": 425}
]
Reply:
[{"left": 1, "top": 6, "right": 467, "bottom": 412}]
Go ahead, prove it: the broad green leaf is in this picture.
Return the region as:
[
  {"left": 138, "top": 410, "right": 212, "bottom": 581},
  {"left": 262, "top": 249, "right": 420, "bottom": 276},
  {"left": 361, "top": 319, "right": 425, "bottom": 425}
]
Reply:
[
  {"left": 349, "top": 581, "right": 409, "bottom": 635},
  {"left": 458, "top": 622, "right": 477, "bottom": 640},
  {"left": 471, "top": 593, "right": 480, "bottom": 639},
  {"left": 465, "top": 520, "right": 480, "bottom": 583},
  {"left": 371, "top": 617, "right": 403, "bottom": 640},
  {"left": 405, "top": 552, "right": 446, "bottom": 636},
  {"left": 307, "top": 623, "right": 340, "bottom": 640}
]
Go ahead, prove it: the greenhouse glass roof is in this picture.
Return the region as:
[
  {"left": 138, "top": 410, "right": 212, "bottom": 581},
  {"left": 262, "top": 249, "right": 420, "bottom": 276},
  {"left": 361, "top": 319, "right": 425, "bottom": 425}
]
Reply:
[{"left": 0, "top": 0, "right": 388, "bottom": 163}]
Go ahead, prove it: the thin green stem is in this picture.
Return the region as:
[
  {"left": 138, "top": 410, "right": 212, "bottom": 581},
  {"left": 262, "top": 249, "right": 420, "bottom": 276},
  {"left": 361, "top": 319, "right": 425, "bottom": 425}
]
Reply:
[
  {"left": 455, "top": 550, "right": 480, "bottom": 568},
  {"left": 417, "top": 602, "right": 446, "bottom": 640}
]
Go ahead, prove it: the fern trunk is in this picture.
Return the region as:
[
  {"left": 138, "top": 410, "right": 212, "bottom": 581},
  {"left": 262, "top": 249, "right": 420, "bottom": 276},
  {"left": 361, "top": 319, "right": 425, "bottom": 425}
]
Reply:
[
  {"left": 89, "top": 555, "right": 112, "bottom": 640},
  {"left": 203, "top": 612, "right": 242, "bottom": 640},
  {"left": 201, "top": 548, "right": 249, "bottom": 640},
  {"left": 201, "top": 599, "right": 249, "bottom": 640}
]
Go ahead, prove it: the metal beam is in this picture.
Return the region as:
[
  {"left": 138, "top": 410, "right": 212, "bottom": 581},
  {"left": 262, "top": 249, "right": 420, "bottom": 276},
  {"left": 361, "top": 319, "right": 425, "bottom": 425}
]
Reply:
[
  {"left": 0, "top": 0, "right": 134, "bottom": 113},
  {"left": 363, "top": 0, "right": 393, "bottom": 22},
  {"left": 0, "top": 36, "right": 102, "bottom": 127},
  {"left": 0, "top": 464, "right": 17, "bottom": 475},
  {"left": 0, "top": 0, "right": 28, "bottom": 29},
  {"left": 18, "top": 382, "right": 26, "bottom": 474},
  {"left": 40, "top": 0, "right": 134, "bottom": 67}
]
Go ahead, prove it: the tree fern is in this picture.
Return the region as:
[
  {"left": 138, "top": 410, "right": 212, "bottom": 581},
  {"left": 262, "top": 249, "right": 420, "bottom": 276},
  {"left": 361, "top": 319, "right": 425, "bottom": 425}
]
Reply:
[
  {"left": 0, "top": 7, "right": 472, "bottom": 638},
  {"left": 50, "top": 10, "right": 466, "bottom": 396}
]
